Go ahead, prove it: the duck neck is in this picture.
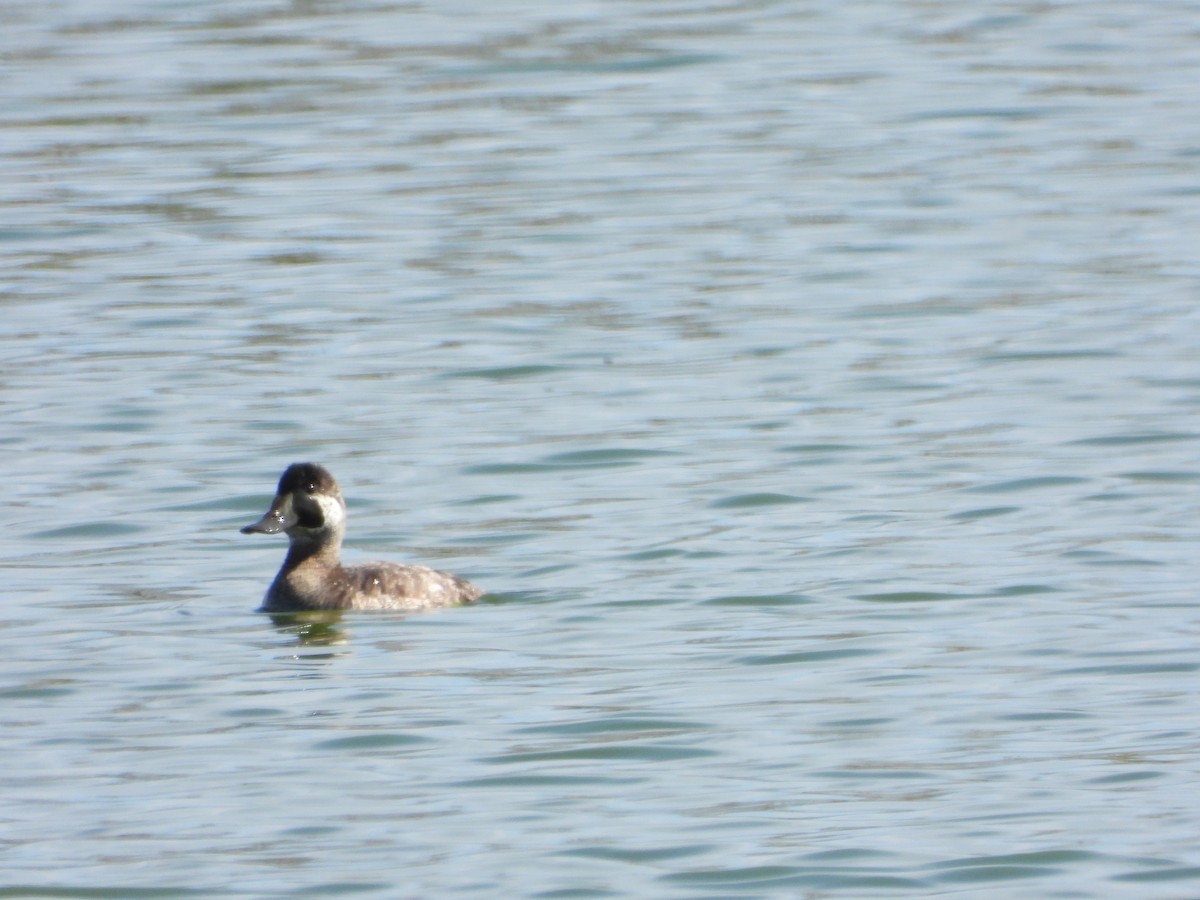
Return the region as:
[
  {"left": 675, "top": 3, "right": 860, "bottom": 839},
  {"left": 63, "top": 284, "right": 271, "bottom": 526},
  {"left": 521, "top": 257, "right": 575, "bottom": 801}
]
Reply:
[{"left": 283, "top": 526, "right": 343, "bottom": 570}]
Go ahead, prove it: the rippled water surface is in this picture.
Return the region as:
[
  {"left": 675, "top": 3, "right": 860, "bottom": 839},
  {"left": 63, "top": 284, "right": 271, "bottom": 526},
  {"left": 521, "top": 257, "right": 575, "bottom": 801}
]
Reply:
[{"left": 4, "top": 1, "right": 1200, "bottom": 897}]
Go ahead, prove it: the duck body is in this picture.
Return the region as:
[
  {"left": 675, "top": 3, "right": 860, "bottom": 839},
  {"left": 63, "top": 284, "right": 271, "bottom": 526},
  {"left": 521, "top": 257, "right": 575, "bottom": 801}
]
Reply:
[{"left": 242, "top": 462, "right": 483, "bottom": 612}]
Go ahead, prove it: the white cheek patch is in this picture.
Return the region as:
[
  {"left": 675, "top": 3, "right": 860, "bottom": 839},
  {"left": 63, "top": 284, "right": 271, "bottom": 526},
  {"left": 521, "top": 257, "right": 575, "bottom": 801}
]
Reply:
[{"left": 314, "top": 494, "right": 346, "bottom": 527}]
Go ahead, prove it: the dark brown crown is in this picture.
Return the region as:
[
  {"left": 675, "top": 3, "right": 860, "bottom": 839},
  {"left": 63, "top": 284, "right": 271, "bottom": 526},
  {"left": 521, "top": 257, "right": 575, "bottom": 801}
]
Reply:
[{"left": 277, "top": 462, "right": 338, "bottom": 496}]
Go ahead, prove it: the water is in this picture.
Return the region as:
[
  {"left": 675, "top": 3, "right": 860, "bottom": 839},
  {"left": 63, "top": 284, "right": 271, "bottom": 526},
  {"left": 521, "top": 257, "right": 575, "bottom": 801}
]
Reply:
[{"left": 3, "top": 1, "right": 1199, "bottom": 897}]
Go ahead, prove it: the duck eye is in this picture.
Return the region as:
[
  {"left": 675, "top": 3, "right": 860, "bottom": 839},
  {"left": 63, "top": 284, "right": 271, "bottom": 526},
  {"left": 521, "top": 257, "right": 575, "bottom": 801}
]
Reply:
[{"left": 305, "top": 482, "right": 317, "bottom": 494}]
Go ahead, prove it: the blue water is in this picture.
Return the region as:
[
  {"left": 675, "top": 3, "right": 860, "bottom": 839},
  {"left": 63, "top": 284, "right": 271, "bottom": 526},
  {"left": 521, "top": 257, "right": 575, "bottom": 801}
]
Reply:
[{"left": 3, "top": 2, "right": 1199, "bottom": 897}]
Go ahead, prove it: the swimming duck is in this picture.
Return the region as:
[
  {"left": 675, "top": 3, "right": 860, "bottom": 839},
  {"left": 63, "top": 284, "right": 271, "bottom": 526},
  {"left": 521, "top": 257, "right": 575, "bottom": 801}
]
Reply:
[{"left": 241, "top": 462, "right": 483, "bottom": 612}]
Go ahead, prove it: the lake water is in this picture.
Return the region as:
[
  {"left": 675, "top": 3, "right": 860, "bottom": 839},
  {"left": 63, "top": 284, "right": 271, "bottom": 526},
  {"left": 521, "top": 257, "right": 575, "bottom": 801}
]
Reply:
[{"left": 3, "top": 1, "right": 1200, "bottom": 897}]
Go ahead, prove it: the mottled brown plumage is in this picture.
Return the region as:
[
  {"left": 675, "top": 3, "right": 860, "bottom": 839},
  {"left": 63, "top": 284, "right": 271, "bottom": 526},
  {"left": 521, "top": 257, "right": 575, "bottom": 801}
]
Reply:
[{"left": 241, "top": 463, "right": 483, "bottom": 612}]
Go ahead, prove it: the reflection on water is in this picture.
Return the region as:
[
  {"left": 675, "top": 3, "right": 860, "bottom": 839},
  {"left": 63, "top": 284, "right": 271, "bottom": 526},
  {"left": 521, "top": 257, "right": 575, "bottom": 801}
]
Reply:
[
  {"left": 3, "top": 1, "right": 1200, "bottom": 897},
  {"left": 266, "top": 610, "right": 349, "bottom": 649}
]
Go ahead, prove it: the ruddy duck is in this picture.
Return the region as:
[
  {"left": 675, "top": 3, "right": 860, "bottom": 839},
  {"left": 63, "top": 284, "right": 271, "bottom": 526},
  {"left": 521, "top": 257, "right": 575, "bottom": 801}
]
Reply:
[{"left": 241, "top": 462, "right": 484, "bottom": 612}]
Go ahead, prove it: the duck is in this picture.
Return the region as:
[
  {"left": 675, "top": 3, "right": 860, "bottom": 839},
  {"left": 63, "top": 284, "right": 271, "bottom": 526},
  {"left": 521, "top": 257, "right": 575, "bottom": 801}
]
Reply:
[{"left": 241, "top": 462, "right": 484, "bottom": 612}]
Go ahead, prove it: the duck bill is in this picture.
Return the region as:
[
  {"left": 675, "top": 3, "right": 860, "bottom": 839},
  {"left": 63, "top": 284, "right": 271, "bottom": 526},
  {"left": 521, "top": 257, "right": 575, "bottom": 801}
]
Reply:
[{"left": 240, "top": 494, "right": 299, "bottom": 535}]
